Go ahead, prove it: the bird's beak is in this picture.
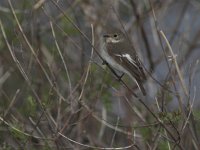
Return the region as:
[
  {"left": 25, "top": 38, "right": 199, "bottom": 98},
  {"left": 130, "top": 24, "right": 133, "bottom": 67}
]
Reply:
[{"left": 103, "top": 34, "right": 110, "bottom": 38}]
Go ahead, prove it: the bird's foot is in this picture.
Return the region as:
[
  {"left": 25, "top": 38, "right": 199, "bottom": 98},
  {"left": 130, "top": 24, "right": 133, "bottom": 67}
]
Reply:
[
  {"left": 102, "top": 60, "right": 108, "bottom": 65},
  {"left": 116, "top": 73, "right": 124, "bottom": 81}
]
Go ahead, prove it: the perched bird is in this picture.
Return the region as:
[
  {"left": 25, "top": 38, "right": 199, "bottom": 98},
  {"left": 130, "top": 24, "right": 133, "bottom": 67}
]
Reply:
[{"left": 101, "top": 28, "right": 147, "bottom": 95}]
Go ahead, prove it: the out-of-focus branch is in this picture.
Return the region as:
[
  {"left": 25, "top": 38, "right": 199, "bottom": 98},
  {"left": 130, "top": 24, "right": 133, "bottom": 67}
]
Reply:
[{"left": 129, "top": 0, "right": 154, "bottom": 72}]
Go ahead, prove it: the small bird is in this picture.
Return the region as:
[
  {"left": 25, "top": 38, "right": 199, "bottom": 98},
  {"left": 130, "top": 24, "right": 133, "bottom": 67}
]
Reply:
[{"left": 101, "top": 28, "right": 147, "bottom": 95}]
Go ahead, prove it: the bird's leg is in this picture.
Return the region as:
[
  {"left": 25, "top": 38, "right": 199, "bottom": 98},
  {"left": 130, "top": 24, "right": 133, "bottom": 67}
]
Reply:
[
  {"left": 117, "top": 73, "right": 124, "bottom": 81},
  {"left": 102, "top": 60, "right": 108, "bottom": 65},
  {"left": 102, "top": 60, "right": 124, "bottom": 81}
]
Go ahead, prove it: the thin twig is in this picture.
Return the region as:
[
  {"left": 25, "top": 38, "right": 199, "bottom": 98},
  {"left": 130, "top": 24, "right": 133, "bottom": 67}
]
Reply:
[
  {"left": 50, "top": 21, "right": 72, "bottom": 93},
  {"left": 58, "top": 131, "right": 135, "bottom": 150},
  {"left": 110, "top": 117, "right": 120, "bottom": 147},
  {"left": 78, "top": 24, "right": 94, "bottom": 101},
  {"left": 0, "top": 116, "right": 52, "bottom": 140},
  {"left": 4, "top": 89, "right": 20, "bottom": 117}
]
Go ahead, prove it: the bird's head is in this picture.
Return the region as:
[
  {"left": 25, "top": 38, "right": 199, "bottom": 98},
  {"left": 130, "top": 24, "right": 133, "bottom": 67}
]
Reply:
[{"left": 103, "top": 28, "right": 125, "bottom": 44}]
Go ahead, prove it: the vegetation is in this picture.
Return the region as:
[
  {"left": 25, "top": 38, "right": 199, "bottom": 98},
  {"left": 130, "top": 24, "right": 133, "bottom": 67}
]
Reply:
[{"left": 0, "top": 0, "right": 200, "bottom": 149}]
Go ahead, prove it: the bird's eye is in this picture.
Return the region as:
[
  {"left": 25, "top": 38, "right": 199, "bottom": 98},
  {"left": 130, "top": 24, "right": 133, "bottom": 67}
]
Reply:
[{"left": 114, "top": 34, "right": 118, "bottom": 37}]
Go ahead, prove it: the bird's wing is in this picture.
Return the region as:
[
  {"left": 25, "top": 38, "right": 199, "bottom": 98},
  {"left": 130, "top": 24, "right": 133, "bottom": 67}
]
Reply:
[
  {"left": 112, "top": 53, "right": 146, "bottom": 81},
  {"left": 113, "top": 53, "right": 147, "bottom": 95}
]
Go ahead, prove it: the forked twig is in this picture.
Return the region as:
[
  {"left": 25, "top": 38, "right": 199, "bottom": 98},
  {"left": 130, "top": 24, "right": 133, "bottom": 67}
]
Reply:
[{"left": 160, "top": 31, "right": 189, "bottom": 97}]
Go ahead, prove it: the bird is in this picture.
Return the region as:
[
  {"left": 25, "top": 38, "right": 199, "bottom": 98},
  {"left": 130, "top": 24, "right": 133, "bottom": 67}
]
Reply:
[{"left": 101, "top": 27, "right": 147, "bottom": 95}]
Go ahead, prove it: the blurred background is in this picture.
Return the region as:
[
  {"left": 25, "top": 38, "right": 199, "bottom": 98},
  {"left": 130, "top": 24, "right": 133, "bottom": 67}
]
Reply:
[{"left": 0, "top": 0, "right": 200, "bottom": 149}]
